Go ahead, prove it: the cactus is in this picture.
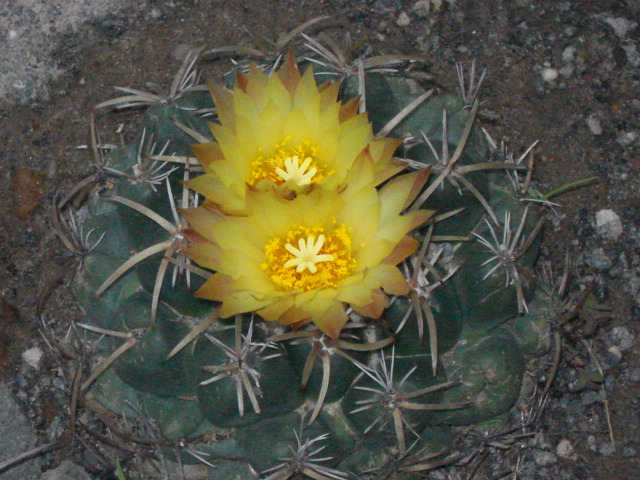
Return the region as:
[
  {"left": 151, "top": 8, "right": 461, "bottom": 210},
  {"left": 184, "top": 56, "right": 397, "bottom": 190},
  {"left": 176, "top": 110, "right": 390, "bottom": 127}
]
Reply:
[{"left": 61, "top": 35, "right": 555, "bottom": 480}]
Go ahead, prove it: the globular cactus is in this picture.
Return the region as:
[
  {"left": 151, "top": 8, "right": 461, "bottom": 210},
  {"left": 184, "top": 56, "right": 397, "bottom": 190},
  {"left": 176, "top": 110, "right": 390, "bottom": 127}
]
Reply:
[{"left": 62, "top": 35, "right": 555, "bottom": 480}]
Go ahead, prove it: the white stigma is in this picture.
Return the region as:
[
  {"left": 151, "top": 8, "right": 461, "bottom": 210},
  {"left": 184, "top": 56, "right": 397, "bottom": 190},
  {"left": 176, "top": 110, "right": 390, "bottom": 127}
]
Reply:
[
  {"left": 275, "top": 155, "right": 318, "bottom": 186},
  {"left": 284, "top": 234, "right": 334, "bottom": 273}
]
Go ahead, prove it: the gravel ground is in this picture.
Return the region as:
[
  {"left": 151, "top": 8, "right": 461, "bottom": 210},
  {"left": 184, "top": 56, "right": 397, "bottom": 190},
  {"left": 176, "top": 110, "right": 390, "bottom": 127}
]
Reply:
[{"left": 0, "top": 1, "right": 639, "bottom": 479}]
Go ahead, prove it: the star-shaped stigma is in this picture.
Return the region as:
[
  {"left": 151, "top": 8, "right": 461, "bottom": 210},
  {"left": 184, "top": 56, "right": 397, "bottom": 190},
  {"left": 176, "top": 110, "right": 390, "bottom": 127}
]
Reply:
[
  {"left": 275, "top": 155, "right": 318, "bottom": 187},
  {"left": 284, "top": 234, "right": 334, "bottom": 273}
]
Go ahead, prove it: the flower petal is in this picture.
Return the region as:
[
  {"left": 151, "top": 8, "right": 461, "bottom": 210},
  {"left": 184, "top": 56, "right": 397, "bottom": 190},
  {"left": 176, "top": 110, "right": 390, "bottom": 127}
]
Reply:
[{"left": 352, "top": 288, "right": 389, "bottom": 319}]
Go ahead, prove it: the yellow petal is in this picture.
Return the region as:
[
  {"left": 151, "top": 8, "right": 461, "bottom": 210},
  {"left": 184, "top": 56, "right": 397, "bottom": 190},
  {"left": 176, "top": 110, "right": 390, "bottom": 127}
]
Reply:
[
  {"left": 351, "top": 288, "right": 389, "bottom": 319},
  {"left": 382, "top": 235, "right": 419, "bottom": 266},
  {"left": 314, "top": 300, "right": 348, "bottom": 339},
  {"left": 355, "top": 239, "right": 395, "bottom": 269},
  {"left": 196, "top": 273, "right": 234, "bottom": 301},
  {"left": 258, "top": 295, "right": 296, "bottom": 322},
  {"left": 184, "top": 242, "right": 223, "bottom": 271},
  {"left": 184, "top": 174, "right": 247, "bottom": 214},
  {"left": 218, "top": 292, "right": 272, "bottom": 318},
  {"left": 339, "top": 96, "right": 359, "bottom": 122},
  {"left": 336, "top": 282, "right": 373, "bottom": 307},
  {"left": 278, "top": 49, "right": 302, "bottom": 94},
  {"left": 318, "top": 81, "right": 340, "bottom": 109},
  {"left": 207, "top": 81, "right": 235, "bottom": 128},
  {"left": 367, "top": 265, "right": 410, "bottom": 295},
  {"left": 191, "top": 141, "right": 224, "bottom": 170},
  {"left": 180, "top": 206, "right": 222, "bottom": 244}
]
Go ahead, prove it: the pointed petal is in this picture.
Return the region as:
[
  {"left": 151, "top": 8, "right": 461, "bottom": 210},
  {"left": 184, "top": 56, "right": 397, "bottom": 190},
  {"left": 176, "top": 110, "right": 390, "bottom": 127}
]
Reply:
[
  {"left": 368, "top": 265, "right": 410, "bottom": 296},
  {"left": 196, "top": 273, "right": 234, "bottom": 301},
  {"left": 352, "top": 288, "right": 389, "bottom": 319},
  {"left": 191, "top": 141, "right": 224, "bottom": 170},
  {"left": 279, "top": 48, "right": 301, "bottom": 94},
  {"left": 258, "top": 295, "right": 296, "bottom": 322},
  {"left": 185, "top": 242, "right": 223, "bottom": 271},
  {"left": 382, "top": 235, "right": 420, "bottom": 266},
  {"left": 314, "top": 300, "right": 348, "bottom": 339},
  {"left": 207, "top": 81, "right": 235, "bottom": 127},
  {"left": 339, "top": 96, "right": 359, "bottom": 122}
]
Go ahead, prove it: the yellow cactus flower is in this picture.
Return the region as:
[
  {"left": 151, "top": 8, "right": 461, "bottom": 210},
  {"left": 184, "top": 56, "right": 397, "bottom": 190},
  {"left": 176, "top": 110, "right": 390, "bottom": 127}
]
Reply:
[
  {"left": 183, "top": 157, "right": 432, "bottom": 338},
  {"left": 185, "top": 52, "right": 405, "bottom": 214}
]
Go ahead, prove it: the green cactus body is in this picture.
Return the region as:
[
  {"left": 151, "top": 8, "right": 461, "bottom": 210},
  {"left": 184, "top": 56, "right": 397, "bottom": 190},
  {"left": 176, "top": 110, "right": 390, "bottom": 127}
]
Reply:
[{"left": 70, "top": 48, "right": 553, "bottom": 479}]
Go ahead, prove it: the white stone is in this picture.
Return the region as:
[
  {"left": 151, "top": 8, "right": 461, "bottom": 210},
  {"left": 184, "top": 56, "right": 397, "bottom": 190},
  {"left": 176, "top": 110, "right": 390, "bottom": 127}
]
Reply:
[
  {"left": 396, "top": 11, "right": 411, "bottom": 26},
  {"left": 557, "top": 439, "right": 578, "bottom": 460},
  {"left": 595, "top": 209, "right": 623, "bottom": 240},
  {"left": 562, "top": 46, "right": 576, "bottom": 62},
  {"left": 413, "top": 0, "right": 432, "bottom": 17},
  {"left": 609, "top": 326, "right": 635, "bottom": 351},
  {"left": 607, "top": 345, "right": 623, "bottom": 360},
  {"left": 559, "top": 64, "right": 574, "bottom": 77},
  {"left": 533, "top": 450, "right": 557, "bottom": 466},
  {"left": 586, "top": 114, "right": 602, "bottom": 135},
  {"left": 617, "top": 131, "right": 638, "bottom": 146},
  {"left": 8, "top": 30, "right": 18, "bottom": 40},
  {"left": 541, "top": 67, "right": 559, "bottom": 82},
  {"left": 623, "top": 44, "right": 640, "bottom": 67},
  {"left": 604, "top": 17, "right": 638, "bottom": 38},
  {"left": 22, "top": 347, "right": 43, "bottom": 370}
]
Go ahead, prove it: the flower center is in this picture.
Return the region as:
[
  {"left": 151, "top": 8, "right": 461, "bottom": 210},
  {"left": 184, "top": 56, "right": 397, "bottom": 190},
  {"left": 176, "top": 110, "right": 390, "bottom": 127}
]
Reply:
[
  {"left": 249, "top": 137, "right": 333, "bottom": 188},
  {"left": 284, "top": 234, "right": 334, "bottom": 273},
  {"left": 262, "top": 224, "right": 356, "bottom": 292}
]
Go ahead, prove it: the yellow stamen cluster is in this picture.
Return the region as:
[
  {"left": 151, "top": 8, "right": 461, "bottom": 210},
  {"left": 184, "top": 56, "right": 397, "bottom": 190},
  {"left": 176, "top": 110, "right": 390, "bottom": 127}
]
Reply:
[
  {"left": 262, "top": 224, "right": 356, "bottom": 292},
  {"left": 249, "top": 137, "right": 333, "bottom": 187}
]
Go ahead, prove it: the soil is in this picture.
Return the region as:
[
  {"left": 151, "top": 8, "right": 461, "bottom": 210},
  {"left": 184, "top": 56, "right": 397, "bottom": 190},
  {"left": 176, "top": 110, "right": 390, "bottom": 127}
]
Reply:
[{"left": 0, "top": 1, "right": 639, "bottom": 479}]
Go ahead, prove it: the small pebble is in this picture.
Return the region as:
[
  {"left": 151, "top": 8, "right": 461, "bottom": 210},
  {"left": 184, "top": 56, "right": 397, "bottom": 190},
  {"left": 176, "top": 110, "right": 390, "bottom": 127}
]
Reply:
[
  {"left": 564, "top": 26, "right": 577, "bottom": 36},
  {"left": 534, "top": 433, "right": 552, "bottom": 449},
  {"left": 595, "top": 209, "right": 623, "bottom": 240},
  {"left": 586, "top": 247, "right": 611, "bottom": 270},
  {"left": 413, "top": 0, "right": 433, "bottom": 17},
  {"left": 22, "top": 347, "right": 43, "bottom": 370},
  {"left": 8, "top": 29, "right": 18, "bottom": 40},
  {"left": 607, "top": 326, "right": 635, "bottom": 351},
  {"left": 629, "top": 368, "right": 640, "bottom": 383},
  {"left": 542, "top": 67, "right": 559, "bottom": 82},
  {"left": 559, "top": 64, "right": 574, "bottom": 77},
  {"left": 533, "top": 450, "right": 557, "bottom": 466},
  {"left": 562, "top": 46, "right": 577, "bottom": 62},
  {"left": 586, "top": 114, "right": 603, "bottom": 135},
  {"left": 557, "top": 439, "right": 578, "bottom": 460},
  {"left": 604, "top": 17, "right": 638, "bottom": 38},
  {"left": 599, "top": 442, "right": 615, "bottom": 456},
  {"left": 582, "top": 390, "right": 602, "bottom": 406},
  {"left": 587, "top": 435, "right": 597, "bottom": 451},
  {"left": 622, "top": 446, "right": 637, "bottom": 458},
  {"left": 603, "top": 346, "right": 623, "bottom": 368},
  {"left": 622, "top": 44, "right": 640, "bottom": 67},
  {"left": 617, "top": 131, "right": 638, "bottom": 146},
  {"left": 396, "top": 12, "right": 411, "bottom": 26}
]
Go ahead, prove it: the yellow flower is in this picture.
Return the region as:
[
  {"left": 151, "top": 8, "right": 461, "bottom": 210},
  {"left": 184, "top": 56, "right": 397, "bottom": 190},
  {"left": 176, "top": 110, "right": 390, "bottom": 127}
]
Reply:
[
  {"left": 183, "top": 157, "right": 432, "bottom": 338},
  {"left": 185, "top": 52, "right": 405, "bottom": 214}
]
